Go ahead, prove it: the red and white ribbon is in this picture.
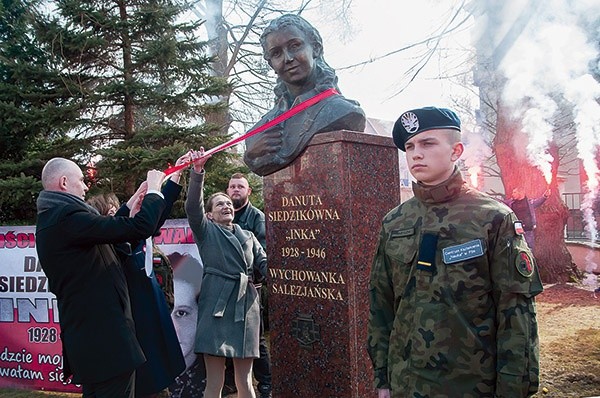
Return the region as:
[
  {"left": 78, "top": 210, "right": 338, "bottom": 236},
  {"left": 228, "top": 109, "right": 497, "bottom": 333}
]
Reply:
[{"left": 163, "top": 88, "right": 339, "bottom": 175}]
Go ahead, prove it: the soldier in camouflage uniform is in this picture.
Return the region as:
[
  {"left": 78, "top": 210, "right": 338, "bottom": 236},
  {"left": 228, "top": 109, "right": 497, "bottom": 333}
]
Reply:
[{"left": 368, "top": 107, "right": 543, "bottom": 398}]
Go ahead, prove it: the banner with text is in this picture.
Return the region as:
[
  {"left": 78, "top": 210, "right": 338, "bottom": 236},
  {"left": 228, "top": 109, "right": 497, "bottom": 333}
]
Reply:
[{"left": 0, "top": 219, "right": 201, "bottom": 392}]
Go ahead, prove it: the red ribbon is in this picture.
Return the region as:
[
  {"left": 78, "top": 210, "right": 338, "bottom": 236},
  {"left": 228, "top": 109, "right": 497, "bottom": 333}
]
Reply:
[{"left": 163, "top": 88, "right": 339, "bottom": 175}]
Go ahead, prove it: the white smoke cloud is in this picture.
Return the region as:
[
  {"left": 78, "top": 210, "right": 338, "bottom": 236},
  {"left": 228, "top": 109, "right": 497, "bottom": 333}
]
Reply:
[{"left": 498, "top": 0, "right": 600, "bottom": 243}]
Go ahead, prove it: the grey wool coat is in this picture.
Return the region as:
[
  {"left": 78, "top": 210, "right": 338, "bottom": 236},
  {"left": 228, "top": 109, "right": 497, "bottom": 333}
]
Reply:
[{"left": 185, "top": 170, "right": 267, "bottom": 358}]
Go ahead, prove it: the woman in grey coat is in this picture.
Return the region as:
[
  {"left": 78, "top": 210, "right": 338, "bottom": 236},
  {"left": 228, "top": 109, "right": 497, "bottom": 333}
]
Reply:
[{"left": 184, "top": 149, "right": 267, "bottom": 398}]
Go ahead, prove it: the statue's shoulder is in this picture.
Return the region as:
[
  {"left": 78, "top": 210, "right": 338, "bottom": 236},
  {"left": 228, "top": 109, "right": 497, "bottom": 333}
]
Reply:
[
  {"left": 249, "top": 90, "right": 366, "bottom": 134},
  {"left": 323, "top": 93, "right": 364, "bottom": 112},
  {"left": 314, "top": 94, "right": 366, "bottom": 132}
]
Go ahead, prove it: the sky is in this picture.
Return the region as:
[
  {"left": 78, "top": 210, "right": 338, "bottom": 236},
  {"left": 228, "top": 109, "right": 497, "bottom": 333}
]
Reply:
[
  {"left": 302, "top": 0, "right": 475, "bottom": 122},
  {"left": 302, "top": 0, "right": 599, "bottom": 182}
]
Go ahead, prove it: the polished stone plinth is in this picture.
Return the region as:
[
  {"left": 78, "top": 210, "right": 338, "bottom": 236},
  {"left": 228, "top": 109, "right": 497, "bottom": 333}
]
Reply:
[{"left": 263, "top": 130, "right": 400, "bottom": 398}]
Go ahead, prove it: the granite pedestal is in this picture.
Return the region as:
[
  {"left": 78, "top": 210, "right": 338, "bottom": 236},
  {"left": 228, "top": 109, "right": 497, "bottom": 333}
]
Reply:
[{"left": 263, "top": 130, "right": 400, "bottom": 398}]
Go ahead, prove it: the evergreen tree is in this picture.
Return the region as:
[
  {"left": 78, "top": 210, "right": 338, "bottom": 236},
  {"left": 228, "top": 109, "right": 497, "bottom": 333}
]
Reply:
[
  {"left": 39, "top": 0, "right": 230, "bottom": 208},
  {"left": 1, "top": 0, "right": 232, "bottom": 223},
  {"left": 0, "top": 0, "right": 79, "bottom": 224}
]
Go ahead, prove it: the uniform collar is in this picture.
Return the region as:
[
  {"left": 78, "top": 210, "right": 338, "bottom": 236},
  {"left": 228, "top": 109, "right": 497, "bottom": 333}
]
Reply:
[{"left": 412, "top": 166, "right": 465, "bottom": 204}]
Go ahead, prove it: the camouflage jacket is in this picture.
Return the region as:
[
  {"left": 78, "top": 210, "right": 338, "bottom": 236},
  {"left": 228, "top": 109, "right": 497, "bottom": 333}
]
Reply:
[{"left": 368, "top": 168, "right": 543, "bottom": 398}]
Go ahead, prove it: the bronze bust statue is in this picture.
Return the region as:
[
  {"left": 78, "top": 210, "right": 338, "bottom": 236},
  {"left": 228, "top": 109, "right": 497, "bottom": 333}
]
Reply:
[{"left": 243, "top": 14, "right": 366, "bottom": 176}]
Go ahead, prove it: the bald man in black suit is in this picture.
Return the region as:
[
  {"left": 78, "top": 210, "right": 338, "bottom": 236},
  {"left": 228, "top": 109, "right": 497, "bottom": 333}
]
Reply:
[{"left": 36, "top": 157, "right": 167, "bottom": 398}]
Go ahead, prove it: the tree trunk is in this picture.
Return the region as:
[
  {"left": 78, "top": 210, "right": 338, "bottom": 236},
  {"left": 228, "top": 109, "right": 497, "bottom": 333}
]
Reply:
[
  {"left": 534, "top": 143, "right": 581, "bottom": 283},
  {"left": 472, "top": 0, "right": 580, "bottom": 284},
  {"left": 204, "top": 0, "right": 232, "bottom": 135},
  {"left": 494, "top": 103, "right": 579, "bottom": 283},
  {"left": 118, "top": 1, "right": 135, "bottom": 139},
  {"left": 535, "top": 196, "right": 581, "bottom": 283}
]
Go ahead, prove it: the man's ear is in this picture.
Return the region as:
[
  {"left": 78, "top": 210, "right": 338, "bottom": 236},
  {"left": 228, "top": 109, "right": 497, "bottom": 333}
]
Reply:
[
  {"left": 450, "top": 142, "right": 464, "bottom": 162},
  {"left": 59, "top": 175, "right": 68, "bottom": 191}
]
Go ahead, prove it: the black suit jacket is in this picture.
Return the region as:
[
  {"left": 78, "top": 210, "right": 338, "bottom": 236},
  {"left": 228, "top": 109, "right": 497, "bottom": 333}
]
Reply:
[{"left": 36, "top": 191, "right": 166, "bottom": 384}]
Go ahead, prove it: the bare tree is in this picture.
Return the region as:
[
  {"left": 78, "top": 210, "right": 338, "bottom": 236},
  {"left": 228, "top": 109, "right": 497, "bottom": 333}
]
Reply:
[
  {"left": 469, "top": 0, "right": 583, "bottom": 283},
  {"left": 347, "top": 0, "right": 588, "bottom": 283}
]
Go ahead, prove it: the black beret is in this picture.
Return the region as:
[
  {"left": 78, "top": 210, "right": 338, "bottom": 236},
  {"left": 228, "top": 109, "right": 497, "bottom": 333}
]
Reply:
[{"left": 392, "top": 106, "right": 461, "bottom": 151}]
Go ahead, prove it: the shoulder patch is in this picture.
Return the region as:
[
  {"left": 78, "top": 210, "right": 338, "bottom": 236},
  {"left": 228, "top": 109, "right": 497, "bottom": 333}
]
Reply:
[
  {"left": 514, "top": 221, "right": 525, "bottom": 235},
  {"left": 515, "top": 251, "right": 535, "bottom": 278}
]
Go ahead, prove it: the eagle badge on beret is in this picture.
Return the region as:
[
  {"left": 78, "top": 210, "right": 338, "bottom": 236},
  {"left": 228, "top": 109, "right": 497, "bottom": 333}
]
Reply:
[
  {"left": 400, "top": 111, "right": 419, "bottom": 133},
  {"left": 392, "top": 106, "right": 461, "bottom": 151},
  {"left": 515, "top": 251, "right": 535, "bottom": 278}
]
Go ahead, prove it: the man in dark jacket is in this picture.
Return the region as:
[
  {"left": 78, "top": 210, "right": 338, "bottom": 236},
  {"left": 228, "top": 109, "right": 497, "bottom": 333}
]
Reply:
[
  {"left": 227, "top": 173, "right": 266, "bottom": 249},
  {"left": 503, "top": 187, "right": 550, "bottom": 251},
  {"left": 36, "top": 157, "right": 167, "bottom": 398}
]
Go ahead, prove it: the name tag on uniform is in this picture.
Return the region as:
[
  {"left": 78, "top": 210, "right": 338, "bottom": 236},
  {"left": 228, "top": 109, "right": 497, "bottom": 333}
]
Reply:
[
  {"left": 442, "top": 239, "right": 484, "bottom": 264},
  {"left": 390, "top": 228, "right": 414, "bottom": 238}
]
